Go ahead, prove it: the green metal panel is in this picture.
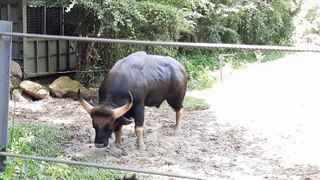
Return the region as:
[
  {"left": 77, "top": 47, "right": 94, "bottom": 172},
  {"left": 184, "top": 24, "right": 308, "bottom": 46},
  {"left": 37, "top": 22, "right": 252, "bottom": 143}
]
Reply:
[
  {"left": 0, "top": 2, "right": 23, "bottom": 62},
  {"left": 24, "top": 38, "right": 77, "bottom": 78},
  {"left": 0, "top": 0, "right": 18, "bottom": 5},
  {"left": 2, "top": 0, "right": 78, "bottom": 78}
]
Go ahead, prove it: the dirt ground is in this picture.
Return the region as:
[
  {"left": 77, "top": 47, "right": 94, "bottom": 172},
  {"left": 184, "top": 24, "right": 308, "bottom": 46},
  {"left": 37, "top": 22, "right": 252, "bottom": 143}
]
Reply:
[{"left": 8, "top": 52, "right": 320, "bottom": 179}]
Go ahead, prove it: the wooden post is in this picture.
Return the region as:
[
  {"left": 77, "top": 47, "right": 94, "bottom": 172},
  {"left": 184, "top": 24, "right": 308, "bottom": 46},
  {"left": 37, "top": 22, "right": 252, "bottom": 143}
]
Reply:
[{"left": 0, "top": 20, "right": 12, "bottom": 172}]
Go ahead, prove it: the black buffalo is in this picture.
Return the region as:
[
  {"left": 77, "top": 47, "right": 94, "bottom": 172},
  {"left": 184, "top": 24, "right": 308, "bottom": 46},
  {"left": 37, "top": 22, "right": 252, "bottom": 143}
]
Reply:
[{"left": 78, "top": 51, "right": 187, "bottom": 149}]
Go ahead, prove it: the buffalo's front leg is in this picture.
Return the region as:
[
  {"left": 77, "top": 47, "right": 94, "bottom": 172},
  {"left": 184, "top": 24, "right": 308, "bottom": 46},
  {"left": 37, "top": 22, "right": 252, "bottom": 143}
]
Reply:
[
  {"left": 175, "top": 108, "right": 183, "bottom": 130},
  {"left": 133, "top": 103, "right": 145, "bottom": 150},
  {"left": 135, "top": 126, "right": 145, "bottom": 150},
  {"left": 114, "top": 125, "right": 122, "bottom": 144}
]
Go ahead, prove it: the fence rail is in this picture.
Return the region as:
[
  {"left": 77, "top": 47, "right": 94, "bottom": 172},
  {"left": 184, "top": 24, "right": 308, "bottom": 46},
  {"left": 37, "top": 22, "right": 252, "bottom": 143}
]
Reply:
[
  {"left": 0, "top": 151, "right": 206, "bottom": 180},
  {"left": 1, "top": 31, "right": 320, "bottom": 52},
  {"left": 1, "top": 30, "right": 320, "bottom": 179}
]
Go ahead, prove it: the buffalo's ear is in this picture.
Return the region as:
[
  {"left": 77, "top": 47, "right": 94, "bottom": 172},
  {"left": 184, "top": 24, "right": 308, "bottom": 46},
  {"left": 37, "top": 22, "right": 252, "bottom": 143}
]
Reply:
[{"left": 117, "top": 117, "right": 134, "bottom": 125}]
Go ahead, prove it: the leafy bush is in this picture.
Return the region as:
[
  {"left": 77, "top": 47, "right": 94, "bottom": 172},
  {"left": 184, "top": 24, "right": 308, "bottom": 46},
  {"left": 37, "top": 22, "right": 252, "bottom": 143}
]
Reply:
[
  {"left": 8, "top": 123, "right": 69, "bottom": 156},
  {"left": 178, "top": 52, "right": 220, "bottom": 79},
  {"left": 304, "top": 4, "right": 320, "bottom": 33},
  {"left": 37, "top": 0, "right": 301, "bottom": 88},
  {"left": 0, "top": 123, "right": 71, "bottom": 179},
  {"left": 177, "top": 49, "right": 287, "bottom": 90},
  {"left": 0, "top": 123, "right": 125, "bottom": 179}
]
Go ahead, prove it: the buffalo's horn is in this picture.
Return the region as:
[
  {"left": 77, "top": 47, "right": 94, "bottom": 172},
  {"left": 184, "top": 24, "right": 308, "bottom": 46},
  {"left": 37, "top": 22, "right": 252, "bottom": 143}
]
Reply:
[
  {"left": 113, "top": 91, "right": 133, "bottom": 119},
  {"left": 78, "top": 89, "right": 93, "bottom": 114}
]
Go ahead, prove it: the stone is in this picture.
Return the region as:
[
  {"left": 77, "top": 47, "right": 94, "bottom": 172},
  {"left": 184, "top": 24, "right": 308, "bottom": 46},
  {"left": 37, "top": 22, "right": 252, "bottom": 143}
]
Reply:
[
  {"left": 10, "top": 76, "right": 21, "bottom": 92},
  {"left": 11, "top": 60, "right": 22, "bottom": 78},
  {"left": 11, "top": 89, "right": 32, "bottom": 102},
  {"left": 20, "top": 80, "right": 49, "bottom": 100},
  {"left": 49, "top": 76, "right": 90, "bottom": 100}
]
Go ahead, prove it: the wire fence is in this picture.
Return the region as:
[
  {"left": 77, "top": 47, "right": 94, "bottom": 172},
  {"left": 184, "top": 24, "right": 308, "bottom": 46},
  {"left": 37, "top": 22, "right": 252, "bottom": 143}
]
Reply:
[
  {"left": 0, "top": 152, "right": 207, "bottom": 180},
  {"left": 1, "top": 31, "right": 320, "bottom": 52},
  {"left": 21, "top": 69, "right": 110, "bottom": 76},
  {"left": 1, "top": 31, "right": 320, "bottom": 179}
]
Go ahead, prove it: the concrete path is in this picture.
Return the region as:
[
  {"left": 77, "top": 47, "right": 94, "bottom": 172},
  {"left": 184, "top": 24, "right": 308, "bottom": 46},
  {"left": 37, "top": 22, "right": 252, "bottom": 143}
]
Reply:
[{"left": 188, "top": 52, "right": 320, "bottom": 167}]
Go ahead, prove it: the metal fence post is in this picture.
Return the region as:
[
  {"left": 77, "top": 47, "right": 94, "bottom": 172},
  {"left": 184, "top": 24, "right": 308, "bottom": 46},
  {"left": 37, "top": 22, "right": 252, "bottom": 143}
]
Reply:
[
  {"left": 0, "top": 21, "right": 13, "bottom": 172},
  {"left": 219, "top": 54, "right": 224, "bottom": 81}
]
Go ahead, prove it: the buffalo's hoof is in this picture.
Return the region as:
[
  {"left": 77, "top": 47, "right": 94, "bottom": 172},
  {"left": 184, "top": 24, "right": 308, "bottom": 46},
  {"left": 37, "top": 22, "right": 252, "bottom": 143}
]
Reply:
[{"left": 138, "top": 142, "right": 146, "bottom": 150}]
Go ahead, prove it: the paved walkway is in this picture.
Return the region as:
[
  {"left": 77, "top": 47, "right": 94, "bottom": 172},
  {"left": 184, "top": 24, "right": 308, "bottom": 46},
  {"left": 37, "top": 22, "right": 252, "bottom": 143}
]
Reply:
[{"left": 188, "top": 52, "right": 320, "bottom": 167}]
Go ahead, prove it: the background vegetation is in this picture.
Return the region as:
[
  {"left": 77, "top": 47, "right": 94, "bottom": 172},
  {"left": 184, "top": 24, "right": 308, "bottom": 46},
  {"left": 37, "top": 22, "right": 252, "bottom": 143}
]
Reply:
[{"left": 30, "top": 0, "right": 302, "bottom": 89}]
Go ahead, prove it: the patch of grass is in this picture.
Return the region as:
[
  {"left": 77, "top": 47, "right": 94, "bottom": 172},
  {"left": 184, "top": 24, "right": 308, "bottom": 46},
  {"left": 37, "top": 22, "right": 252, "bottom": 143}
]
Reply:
[
  {"left": 0, "top": 123, "right": 125, "bottom": 179},
  {"left": 178, "top": 52, "right": 220, "bottom": 91},
  {"left": 8, "top": 123, "right": 69, "bottom": 156},
  {"left": 187, "top": 69, "right": 216, "bottom": 90},
  {"left": 183, "top": 96, "right": 210, "bottom": 111},
  {"left": 159, "top": 96, "right": 210, "bottom": 111},
  {"left": 259, "top": 51, "right": 287, "bottom": 62},
  {"left": 68, "top": 166, "right": 128, "bottom": 179}
]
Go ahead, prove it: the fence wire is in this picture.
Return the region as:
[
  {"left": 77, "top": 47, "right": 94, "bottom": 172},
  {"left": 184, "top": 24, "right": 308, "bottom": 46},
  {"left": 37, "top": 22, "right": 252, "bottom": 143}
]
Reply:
[
  {"left": 1, "top": 31, "right": 320, "bottom": 52},
  {"left": 0, "top": 151, "right": 207, "bottom": 180},
  {"left": 21, "top": 69, "right": 110, "bottom": 76},
  {"left": 1, "top": 31, "right": 319, "bottom": 179}
]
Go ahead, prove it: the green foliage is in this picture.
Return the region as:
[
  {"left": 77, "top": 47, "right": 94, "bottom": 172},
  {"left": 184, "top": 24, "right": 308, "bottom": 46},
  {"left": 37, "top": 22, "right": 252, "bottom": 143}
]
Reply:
[
  {"left": 38, "top": 0, "right": 301, "bottom": 87},
  {"left": 178, "top": 50, "right": 287, "bottom": 90},
  {"left": 8, "top": 123, "right": 69, "bottom": 156},
  {"left": 183, "top": 96, "right": 210, "bottom": 110},
  {"left": 178, "top": 52, "right": 220, "bottom": 79},
  {"left": 0, "top": 123, "right": 123, "bottom": 179},
  {"left": 259, "top": 51, "right": 287, "bottom": 63},
  {"left": 68, "top": 166, "right": 124, "bottom": 179},
  {"left": 0, "top": 159, "right": 71, "bottom": 180},
  {"left": 304, "top": 4, "right": 320, "bottom": 32},
  {"left": 159, "top": 95, "right": 210, "bottom": 110},
  {"left": 187, "top": 71, "right": 215, "bottom": 90},
  {"left": 192, "top": 0, "right": 302, "bottom": 45},
  {"left": 63, "top": 0, "right": 194, "bottom": 86},
  {"left": 0, "top": 123, "right": 71, "bottom": 179}
]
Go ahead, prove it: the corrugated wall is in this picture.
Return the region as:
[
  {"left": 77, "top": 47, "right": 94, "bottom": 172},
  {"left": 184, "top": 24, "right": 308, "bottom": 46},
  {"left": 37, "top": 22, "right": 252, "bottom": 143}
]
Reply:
[
  {"left": 0, "top": 0, "right": 77, "bottom": 78},
  {"left": 0, "top": 0, "right": 24, "bottom": 64}
]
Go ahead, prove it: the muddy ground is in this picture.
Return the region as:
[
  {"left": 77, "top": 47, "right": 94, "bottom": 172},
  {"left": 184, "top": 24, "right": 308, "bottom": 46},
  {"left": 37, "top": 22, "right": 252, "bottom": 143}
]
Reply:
[
  {"left": 9, "top": 99, "right": 256, "bottom": 179},
  {"left": 8, "top": 53, "right": 320, "bottom": 180}
]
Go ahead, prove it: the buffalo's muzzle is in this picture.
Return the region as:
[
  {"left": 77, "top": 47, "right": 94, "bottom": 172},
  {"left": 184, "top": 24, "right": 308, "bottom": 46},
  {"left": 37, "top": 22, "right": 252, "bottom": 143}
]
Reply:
[{"left": 94, "top": 143, "right": 106, "bottom": 148}]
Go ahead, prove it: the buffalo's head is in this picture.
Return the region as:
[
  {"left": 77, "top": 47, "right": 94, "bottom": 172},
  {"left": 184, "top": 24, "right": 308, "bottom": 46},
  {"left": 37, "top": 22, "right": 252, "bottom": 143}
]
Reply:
[{"left": 78, "top": 90, "right": 133, "bottom": 148}]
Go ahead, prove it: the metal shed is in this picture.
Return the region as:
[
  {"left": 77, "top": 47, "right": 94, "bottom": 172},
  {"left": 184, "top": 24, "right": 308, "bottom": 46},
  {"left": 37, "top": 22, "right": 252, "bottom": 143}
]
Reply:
[{"left": 0, "top": 0, "right": 77, "bottom": 78}]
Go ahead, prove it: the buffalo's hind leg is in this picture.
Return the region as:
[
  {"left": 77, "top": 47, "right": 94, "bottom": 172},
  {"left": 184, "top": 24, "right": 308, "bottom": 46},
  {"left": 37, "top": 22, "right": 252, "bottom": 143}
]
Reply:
[
  {"left": 167, "top": 97, "right": 184, "bottom": 130},
  {"left": 175, "top": 108, "right": 183, "bottom": 130},
  {"left": 133, "top": 103, "right": 146, "bottom": 150}
]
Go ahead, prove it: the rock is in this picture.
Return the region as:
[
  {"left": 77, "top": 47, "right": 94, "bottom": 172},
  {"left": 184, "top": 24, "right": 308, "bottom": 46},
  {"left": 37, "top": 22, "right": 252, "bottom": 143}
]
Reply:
[
  {"left": 49, "top": 76, "right": 90, "bottom": 100},
  {"left": 10, "top": 76, "right": 21, "bottom": 92},
  {"left": 11, "top": 60, "right": 22, "bottom": 78},
  {"left": 20, "top": 80, "right": 49, "bottom": 100},
  {"left": 11, "top": 89, "right": 32, "bottom": 102}
]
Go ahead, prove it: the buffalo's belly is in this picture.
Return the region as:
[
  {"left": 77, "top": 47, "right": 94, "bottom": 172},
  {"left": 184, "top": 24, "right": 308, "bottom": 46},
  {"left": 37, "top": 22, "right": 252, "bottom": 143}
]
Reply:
[
  {"left": 144, "top": 99, "right": 164, "bottom": 107},
  {"left": 144, "top": 93, "right": 166, "bottom": 107}
]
